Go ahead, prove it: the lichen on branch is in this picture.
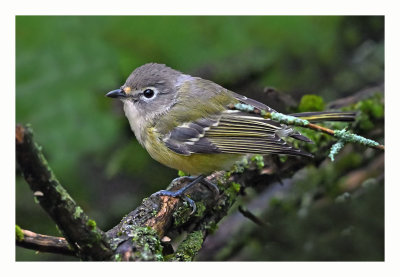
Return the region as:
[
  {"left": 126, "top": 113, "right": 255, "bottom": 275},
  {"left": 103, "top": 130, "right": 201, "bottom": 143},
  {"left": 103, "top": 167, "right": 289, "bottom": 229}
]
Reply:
[{"left": 16, "top": 124, "right": 113, "bottom": 260}]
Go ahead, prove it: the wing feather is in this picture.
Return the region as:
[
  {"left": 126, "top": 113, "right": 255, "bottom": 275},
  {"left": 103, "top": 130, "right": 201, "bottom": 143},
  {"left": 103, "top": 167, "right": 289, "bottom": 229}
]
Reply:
[
  {"left": 162, "top": 109, "right": 312, "bottom": 158},
  {"left": 231, "top": 93, "right": 312, "bottom": 142}
]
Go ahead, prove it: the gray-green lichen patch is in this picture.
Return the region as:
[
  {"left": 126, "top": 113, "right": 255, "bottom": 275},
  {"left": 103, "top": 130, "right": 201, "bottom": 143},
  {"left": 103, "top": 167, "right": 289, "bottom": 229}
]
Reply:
[
  {"left": 73, "top": 206, "right": 84, "bottom": 219},
  {"left": 194, "top": 202, "right": 207, "bottom": 217},
  {"left": 128, "top": 226, "right": 163, "bottom": 261},
  {"left": 173, "top": 203, "right": 193, "bottom": 227},
  {"left": 172, "top": 230, "right": 204, "bottom": 261},
  {"left": 111, "top": 226, "right": 163, "bottom": 261}
]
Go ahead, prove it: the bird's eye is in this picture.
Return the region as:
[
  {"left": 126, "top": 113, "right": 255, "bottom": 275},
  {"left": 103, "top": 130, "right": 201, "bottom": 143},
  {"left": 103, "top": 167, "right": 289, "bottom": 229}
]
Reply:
[{"left": 143, "top": 89, "right": 155, "bottom": 98}]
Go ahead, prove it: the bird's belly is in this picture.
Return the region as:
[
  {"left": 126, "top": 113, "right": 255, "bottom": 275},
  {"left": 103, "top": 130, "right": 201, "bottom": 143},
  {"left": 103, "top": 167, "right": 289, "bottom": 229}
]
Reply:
[{"left": 145, "top": 140, "right": 242, "bottom": 175}]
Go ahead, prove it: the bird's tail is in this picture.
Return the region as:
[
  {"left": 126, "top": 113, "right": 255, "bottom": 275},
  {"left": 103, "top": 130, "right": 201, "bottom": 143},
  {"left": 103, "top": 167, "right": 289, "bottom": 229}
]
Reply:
[
  {"left": 289, "top": 111, "right": 356, "bottom": 122},
  {"left": 287, "top": 111, "right": 356, "bottom": 143}
]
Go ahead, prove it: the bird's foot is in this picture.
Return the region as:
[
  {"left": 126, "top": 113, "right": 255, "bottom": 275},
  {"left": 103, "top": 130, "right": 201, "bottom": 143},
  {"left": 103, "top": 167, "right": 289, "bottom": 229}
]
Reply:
[
  {"left": 152, "top": 175, "right": 219, "bottom": 214},
  {"left": 152, "top": 189, "right": 197, "bottom": 214}
]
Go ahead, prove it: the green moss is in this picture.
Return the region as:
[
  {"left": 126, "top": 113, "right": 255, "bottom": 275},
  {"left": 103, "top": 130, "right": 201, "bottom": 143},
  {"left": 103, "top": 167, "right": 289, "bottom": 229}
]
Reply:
[
  {"left": 356, "top": 112, "right": 374, "bottom": 131},
  {"left": 219, "top": 181, "right": 241, "bottom": 209},
  {"left": 205, "top": 222, "right": 218, "bottom": 234},
  {"left": 231, "top": 182, "right": 241, "bottom": 193},
  {"left": 53, "top": 182, "right": 70, "bottom": 202},
  {"left": 298, "top": 94, "right": 326, "bottom": 112},
  {"left": 279, "top": 155, "right": 288, "bottom": 163},
  {"left": 108, "top": 226, "right": 163, "bottom": 261},
  {"left": 292, "top": 127, "right": 332, "bottom": 154},
  {"left": 251, "top": 155, "right": 264, "bottom": 169},
  {"left": 178, "top": 170, "right": 187, "bottom": 177},
  {"left": 113, "top": 253, "right": 122, "bottom": 261},
  {"left": 173, "top": 230, "right": 204, "bottom": 261},
  {"left": 300, "top": 94, "right": 326, "bottom": 112},
  {"left": 73, "top": 206, "right": 83, "bottom": 219},
  {"left": 194, "top": 202, "right": 207, "bottom": 217},
  {"left": 232, "top": 157, "right": 249, "bottom": 174},
  {"left": 127, "top": 226, "right": 164, "bottom": 261},
  {"left": 87, "top": 219, "right": 97, "bottom": 230},
  {"left": 173, "top": 203, "right": 192, "bottom": 227},
  {"left": 355, "top": 93, "right": 384, "bottom": 119},
  {"left": 16, "top": 225, "right": 24, "bottom": 242},
  {"left": 345, "top": 92, "right": 384, "bottom": 131}
]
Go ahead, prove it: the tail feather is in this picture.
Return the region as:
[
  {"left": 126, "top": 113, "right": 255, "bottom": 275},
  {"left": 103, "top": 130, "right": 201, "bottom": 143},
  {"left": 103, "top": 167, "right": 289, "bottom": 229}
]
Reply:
[
  {"left": 289, "top": 111, "right": 356, "bottom": 122},
  {"left": 286, "top": 111, "right": 356, "bottom": 143}
]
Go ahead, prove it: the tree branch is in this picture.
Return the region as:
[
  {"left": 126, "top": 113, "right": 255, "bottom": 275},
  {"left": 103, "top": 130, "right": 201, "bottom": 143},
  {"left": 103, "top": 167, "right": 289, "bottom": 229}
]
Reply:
[
  {"left": 16, "top": 125, "right": 113, "bottom": 260},
  {"left": 16, "top": 226, "right": 75, "bottom": 256},
  {"left": 106, "top": 171, "right": 241, "bottom": 261},
  {"left": 16, "top": 87, "right": 384, "bottom": 261}
]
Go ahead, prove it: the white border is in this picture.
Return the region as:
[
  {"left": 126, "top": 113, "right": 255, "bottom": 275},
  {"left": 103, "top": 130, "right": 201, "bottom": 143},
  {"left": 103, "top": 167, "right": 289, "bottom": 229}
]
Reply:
[{"left": 2, "top": 1, "right": 398, "bottom": 276}]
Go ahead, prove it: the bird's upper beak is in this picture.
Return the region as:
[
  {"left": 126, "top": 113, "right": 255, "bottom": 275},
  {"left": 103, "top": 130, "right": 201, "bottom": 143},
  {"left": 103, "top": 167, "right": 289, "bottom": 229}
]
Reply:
[{"left": 105, "top": 88, "right": 126, "bottom": 99}]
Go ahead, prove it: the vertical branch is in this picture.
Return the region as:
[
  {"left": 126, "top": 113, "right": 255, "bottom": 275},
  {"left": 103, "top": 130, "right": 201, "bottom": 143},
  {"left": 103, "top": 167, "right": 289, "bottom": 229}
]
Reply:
[{"left": 16, "top": 124, "right": 112, "bottom": 260}]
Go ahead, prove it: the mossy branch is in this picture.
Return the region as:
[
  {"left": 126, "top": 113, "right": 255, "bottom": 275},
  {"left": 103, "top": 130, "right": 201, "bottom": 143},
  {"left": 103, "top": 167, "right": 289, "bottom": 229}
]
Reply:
[
  {"left": 15, "top": 90, "right": 384, "bottom": 261},
  {"left": 106, "top": 170, "right": 241, "bottom": 261},
  {"left": 15, "top": 225, "right": 75, "bottom": 256},
  {"left": 14, "top": 122, "right": 349, "bottom": 261},
  {"left": 15, "top": 124, "right": 240, "bottom": 261},
  {"left": 16, "top": 124, "right": 113, "bottom": 260}
]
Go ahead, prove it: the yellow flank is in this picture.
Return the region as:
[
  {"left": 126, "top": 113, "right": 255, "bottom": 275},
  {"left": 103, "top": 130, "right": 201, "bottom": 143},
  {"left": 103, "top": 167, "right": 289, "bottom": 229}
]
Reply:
[{"left": 143, "top": 127, "right": 242, "bottom": 175}]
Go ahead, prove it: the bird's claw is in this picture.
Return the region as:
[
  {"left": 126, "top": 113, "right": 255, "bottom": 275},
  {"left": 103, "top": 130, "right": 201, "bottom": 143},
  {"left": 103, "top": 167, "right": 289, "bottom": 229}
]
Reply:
[
  {"left": 152, "top": 175, "right": 218, "bottom": 216},
  {"left": 151, "top": 190, "right": 197, "bottom": 215}
]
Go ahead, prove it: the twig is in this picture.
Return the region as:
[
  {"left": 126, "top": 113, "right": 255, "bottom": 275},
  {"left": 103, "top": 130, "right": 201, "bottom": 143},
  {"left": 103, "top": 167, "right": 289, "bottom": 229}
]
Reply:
[
  {"left": 16, "top": 226, "right": 75, "bottom": 256},
  {"left": 238, "top": 206, "right": 269, "bottom": 227},
  {"left": 327, "top": 84, "right": 384, "bottom": 109},
  {"left": 305, "top": 123, "right": 384, "bottom": 150},
  {"left": 16, "top": 124, "right": 112, "bottom": 260}
]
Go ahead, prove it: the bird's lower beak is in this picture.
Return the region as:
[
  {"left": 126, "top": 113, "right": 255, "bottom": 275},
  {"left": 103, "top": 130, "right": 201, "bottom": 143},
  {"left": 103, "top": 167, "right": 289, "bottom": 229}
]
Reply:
[{"left": 106, "top": 89, "right": 126, "bottom": 98}]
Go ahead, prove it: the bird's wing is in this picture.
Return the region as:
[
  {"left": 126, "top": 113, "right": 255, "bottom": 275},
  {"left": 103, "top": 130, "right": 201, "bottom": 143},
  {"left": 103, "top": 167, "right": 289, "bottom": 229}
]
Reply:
[
  {"left": 162, "top": 110, "right": 312, "bottom": 158},
  {"left": 231, "top": 91, "right": 313, "bottom": 143}
]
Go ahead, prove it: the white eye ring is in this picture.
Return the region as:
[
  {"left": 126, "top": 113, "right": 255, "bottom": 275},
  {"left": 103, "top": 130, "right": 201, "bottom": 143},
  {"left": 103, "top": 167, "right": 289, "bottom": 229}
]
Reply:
[{"left": 141, "top": 87, "right": 158, "bottom": 101}]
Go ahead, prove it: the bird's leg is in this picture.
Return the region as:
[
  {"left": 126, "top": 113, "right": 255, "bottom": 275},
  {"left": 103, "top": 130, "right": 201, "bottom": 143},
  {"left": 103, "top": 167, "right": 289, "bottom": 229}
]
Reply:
[
  {"left": 152, "top": 175, "right": 219, "bottom": 214},
  {"left": 199, "top": 178, "right": 220, "bottom": 199},
  {"left": 169, "top": 176, "right": 219, "bottom": 196},
  {"left": 168, "top": 176, "right": 199, "bottom": 188}
]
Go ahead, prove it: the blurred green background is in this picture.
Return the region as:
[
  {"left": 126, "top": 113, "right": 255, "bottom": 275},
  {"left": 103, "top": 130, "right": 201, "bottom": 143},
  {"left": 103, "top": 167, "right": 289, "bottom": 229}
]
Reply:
[{"left": 16, "top": 16, "right": 384, "bottom": 261}]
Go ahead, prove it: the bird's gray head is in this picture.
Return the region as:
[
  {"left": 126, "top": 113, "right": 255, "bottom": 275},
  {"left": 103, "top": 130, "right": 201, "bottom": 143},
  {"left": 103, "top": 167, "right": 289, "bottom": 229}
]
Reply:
[
  {"left": 106, "top": 63, "right": 192, "bottom": 143},
  {"left": 106, "top": 63, "right": 190, "bottom": 119},
  {"left": 106, "top": 63, "right": 188, "bottom": 118}
]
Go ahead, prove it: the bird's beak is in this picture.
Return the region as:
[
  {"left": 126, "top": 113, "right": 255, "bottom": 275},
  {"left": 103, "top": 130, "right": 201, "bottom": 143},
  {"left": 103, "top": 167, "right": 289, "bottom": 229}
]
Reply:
[{"left": 105, "top": 89, "right": 126, "bottom": 99}]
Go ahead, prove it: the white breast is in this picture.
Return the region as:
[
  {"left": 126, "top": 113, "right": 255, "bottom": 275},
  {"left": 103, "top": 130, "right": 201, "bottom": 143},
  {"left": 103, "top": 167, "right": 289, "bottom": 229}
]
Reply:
[{"left": 123, "top": 100, "right": 146, "bottom": 145}]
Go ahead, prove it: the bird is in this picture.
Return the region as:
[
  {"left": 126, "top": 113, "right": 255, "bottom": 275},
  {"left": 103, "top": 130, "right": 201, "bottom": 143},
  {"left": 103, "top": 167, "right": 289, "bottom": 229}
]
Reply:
[{"left": 106, "top": 63, "right": 354, "bottom": 210}]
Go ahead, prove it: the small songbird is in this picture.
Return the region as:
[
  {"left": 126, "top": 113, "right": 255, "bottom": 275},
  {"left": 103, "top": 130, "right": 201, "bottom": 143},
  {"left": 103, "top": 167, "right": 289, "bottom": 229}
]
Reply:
[{"left": 106, "top": 63, "right": 354, "bottom": 209}]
